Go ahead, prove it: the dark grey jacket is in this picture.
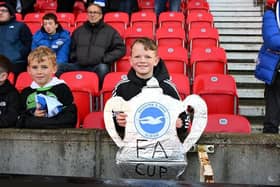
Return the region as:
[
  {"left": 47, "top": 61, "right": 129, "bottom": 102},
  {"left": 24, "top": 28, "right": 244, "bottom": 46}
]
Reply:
[{"left": 70, "top": 20, "right": 126, "bottom": 66}]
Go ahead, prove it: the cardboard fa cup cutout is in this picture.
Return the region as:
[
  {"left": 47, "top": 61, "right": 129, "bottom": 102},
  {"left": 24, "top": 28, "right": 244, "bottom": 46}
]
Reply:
[{"left": 104, "top": 77, "right": 207, "bottom": 179}]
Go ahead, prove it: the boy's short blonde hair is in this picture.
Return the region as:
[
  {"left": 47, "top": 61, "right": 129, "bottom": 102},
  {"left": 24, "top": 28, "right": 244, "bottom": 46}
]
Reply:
[
  {"left": 28, "top": 46, "right": 56, "bottom": 66},
  {"left": 131, "top": 37, "right": 158, "bottom": 55}
]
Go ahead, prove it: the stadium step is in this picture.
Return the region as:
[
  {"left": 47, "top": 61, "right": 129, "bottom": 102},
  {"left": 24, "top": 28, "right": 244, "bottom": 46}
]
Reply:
[{"left": 208, "top": 0, "right": 265, "bottom": 132}]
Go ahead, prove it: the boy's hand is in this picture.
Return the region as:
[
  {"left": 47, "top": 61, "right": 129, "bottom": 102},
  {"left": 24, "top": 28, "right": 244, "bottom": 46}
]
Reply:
[
  {"left": 116, "top": 112, "right": 127, "bottom": 127},
  {"left": 34, "top": 103, "right": 47, "bottom": 117}
]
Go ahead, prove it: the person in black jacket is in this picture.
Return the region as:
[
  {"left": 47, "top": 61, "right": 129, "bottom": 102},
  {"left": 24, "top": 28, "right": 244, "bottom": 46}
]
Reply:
[
  {"left": 17, "top": 46, "right": 77, "bottom": 129},
  {"left": 0, "top": 55, "right": 21, "bottom": 128},
  {"left": 112, "top": 37, "right": 190, "bottom": 141},
  {"left": 56, "top": 3, "right": 126, "bottom": 89}
]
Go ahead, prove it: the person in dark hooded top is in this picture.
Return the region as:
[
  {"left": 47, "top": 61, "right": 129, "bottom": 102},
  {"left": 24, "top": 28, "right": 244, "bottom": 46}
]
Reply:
[
  {"left": 0, "top": 55, "right": 21, "bottom": 128},
  {"left": 112, "top": 37, "right": 190, "bottom": 141}
]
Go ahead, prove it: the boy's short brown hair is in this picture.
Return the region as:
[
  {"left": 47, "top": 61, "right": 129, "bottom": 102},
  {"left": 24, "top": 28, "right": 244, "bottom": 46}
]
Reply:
[
  {"left": 131, "top": 37, "right": 158, "bottom": 55},
  {"left": 28, "top": 46, "right": 56, "bottom": 66},
  {"left": 0, "top": 55, "right": 12, "bottom": 73}
]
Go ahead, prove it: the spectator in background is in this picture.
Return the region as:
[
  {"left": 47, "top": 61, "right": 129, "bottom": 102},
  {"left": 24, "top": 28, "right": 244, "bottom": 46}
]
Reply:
[
  {"left": 17, "top": 46, "right": 77, "bottom": 129},
  {"left": 32, "top": 13, "right": 71, "bottom": 67},
  {"left": 261, "top": 0, "right": 280, "bottom": 133},
  {"left": 0, "top": 1, "right": 32, "bottom": 78},
  {"left": 84, "top": 0, "right": 108, "bottom": 13},
  {"left": 0, "top": 55, "right": 21, "bottom": 128},
  {"left": 57, "top": 0, "right": 76, "bottom": 12},
  {"left": 2, "top": 0, "right": 36, "bottom": 17},
  {"left": 56, "top": 3, "right": 126, "bottom": 89},
  {"left": 118, "top": 0, "right": 138, "bottom": 15},
  {"left": 155, "top": 0, "right": 181, "bottom": 16}
]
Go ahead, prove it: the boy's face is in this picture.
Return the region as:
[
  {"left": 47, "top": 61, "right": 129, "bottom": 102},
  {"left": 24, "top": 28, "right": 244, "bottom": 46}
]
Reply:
[
  {"left": 87, "top": 5, "right": 103, "bottom": 24},
  {"left": 129, "top": 42, "right": 159, "bottom": 79},
  {"left": 0, "top": 6, "right": 11, "bottom": 23},
  {"left": 43, "top": 19, "right": 58, "bottom": 35},
  {"left": 27, "top": 56, "right": 57, "bottom": 87}
]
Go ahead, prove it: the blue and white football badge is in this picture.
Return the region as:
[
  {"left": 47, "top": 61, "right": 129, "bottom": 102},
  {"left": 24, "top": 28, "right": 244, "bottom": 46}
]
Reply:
[{"left": 134, "top": 102, "right": 170, "bottom": 139}]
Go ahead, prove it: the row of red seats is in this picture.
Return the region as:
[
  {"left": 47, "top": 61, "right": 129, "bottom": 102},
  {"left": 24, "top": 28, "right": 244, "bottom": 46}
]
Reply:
[
  {"left": 11, "top": 0, "right": 251, "bottom": 133},
  {"left": 10, "top": 71, "right": 250, "bottom": 134}
]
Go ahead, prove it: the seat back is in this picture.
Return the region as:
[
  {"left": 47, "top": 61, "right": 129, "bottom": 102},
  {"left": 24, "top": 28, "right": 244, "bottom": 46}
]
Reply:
[
  {"left": 158, "top": 46, "right": 188, "bottom": 75},
  {"left": 170, "top": 73, "right": 190, "bottom": 100},
  {"left": 188, "top": 27, "right": 219, "bottom": 53},
  {"left": 24, "top": 13, "right": 43, "bottom": 34},
  {"left": 100, "top": 72, "right": 127, "bottom": 110},
  {"left": 15, "top": 72, "right": 33, "bottom": 92},
  {"left": 138, "top": 0, "right": 155, "bottom": 12},
  {"left": 56, "top": 12, "right": 75, "bottom": 32},
  {"left": 156, "top": 26, "right": 186, "bottom": 47},
  {"left": 104, "top": 12, "right": 129, "bottom": 37},
  {"left": 114, "top": 55, "right": 130, "bottom": 72},
  {"left": 204, "top": 114, "right": 251, "bottom": 134},
  {"left": 190, "top": 47, "right": 227, "bottom": 78},
  {"left": 60, "top": 71, "right": 99, "bottom": 123},
  {"left": 7, "top": 72, "right": 15, "bottom": 85},
  {"left": 158, "top": 12, "right": 185, "bottom": 29},
  {"left": 130, "top": 11, "right": 157, "bottom": 35},
  {"left": 186, "top": 11, "right": 213, "bottom": 32},
  {"left": 39, "top": 1, "right": 57, "bottom": 12},
  {"left": 75, "top": 12, "right": 87, "bottom": 28},
  {"left": 192, "top": 74, "right": 238, "bottom": 114},
  {"left": 124, "top": 26, "right": 154, "bottom": 54},
  {"left": 186, "top": 0, "right": 209, "bottom": 15},
  {"left": 82, "top": 111, "right": 105, "bottom": 129}
]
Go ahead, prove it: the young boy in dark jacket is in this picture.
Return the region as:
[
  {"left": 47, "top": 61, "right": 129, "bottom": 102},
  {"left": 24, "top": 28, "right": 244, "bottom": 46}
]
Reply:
[
  {"left": 17, "top": 46, "right": 77, "bottom": 129},
  {"left": 112, "top": 37, "right": 190, "bottom": 141},
  {"left": 0, "top": 55, "right": 21, "bottom": 127}
]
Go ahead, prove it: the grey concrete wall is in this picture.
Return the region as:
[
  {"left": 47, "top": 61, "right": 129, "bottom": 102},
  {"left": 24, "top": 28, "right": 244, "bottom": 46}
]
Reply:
[{"left": 0, "top": 129, "right": 279, "bottom": 186}]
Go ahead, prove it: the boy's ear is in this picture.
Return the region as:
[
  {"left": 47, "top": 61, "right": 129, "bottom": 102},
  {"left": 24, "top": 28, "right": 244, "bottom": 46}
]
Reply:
[{"left": 0, "top": 72, "right": 8, "bottom": 82}]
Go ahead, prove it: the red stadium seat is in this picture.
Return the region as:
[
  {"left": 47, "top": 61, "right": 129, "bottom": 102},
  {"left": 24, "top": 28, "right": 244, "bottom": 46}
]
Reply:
[
  {"left": 60, "top": 71, "right": 99, "bottom": 123},
  {"left": 158, "top": 12, "right": 185, "bottom": 29},
  {"left": 55, "top": 12, "right": 75, "bottom": 31},
  {"left": 73, "top": 0, "right": 86, "bottom": 17},
  {"left": 124, "top": 26, "right": 154, "bottom": 54},
  {"left": 100, "top": 72, "right": 127, "bottom": 110},
  {"left": 24, "top": 13, "right": 43, "bottom": 34},
  {"left": 82, "top": 111, "right": 105, "bottom": 129},
  {"left": 192, "top": 74, "right": 239, "bottom": 114},
  {"left": 204, "top": 114, "right": 251, "bottom": 134},
  {"left": 7, "top": 72, "right": 15, "bottom": 85},
  {"left": 114, "top": 55, "right": 130, "bottom": 72},
  {"left": 190, "top": 47, "right": 227, "bottom": 78},
  {"left": 170, "top": 73, "right": 190, "bottom": 100},
  {"left": 156, "top": 26, "right": 186, "bottom": 47},
  {"left": 186, "top": 0, "right": 209, "bottom": 15},
  {"left": 130, "top": 11, "right": 157, "bottom": 35},
  {"left": 138, "top": 0, "right": 155, "bottom": 12},
  {"left": 15, "top": 13, "right": 23, "bottom": 21},
  {"left": 15, "top": 72, "right": 33, "bottom": 92},
  {"left": 186, "top": 11, "right": 213, "bottom": 32},
  {"left": 39, "top": 1, "right": 57, "bottom": 13},
  {"left": 75, "top": 12, "right": 87, "bottom": 28},
  {"left": 188, "top": 27, "right": 219, "bottom": 53},
  {"left": 104, "top": 12, "right": 129, "bottom": 37},
  {"left": 158, "top": 46, "right": 189, "bottom": 75}
]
